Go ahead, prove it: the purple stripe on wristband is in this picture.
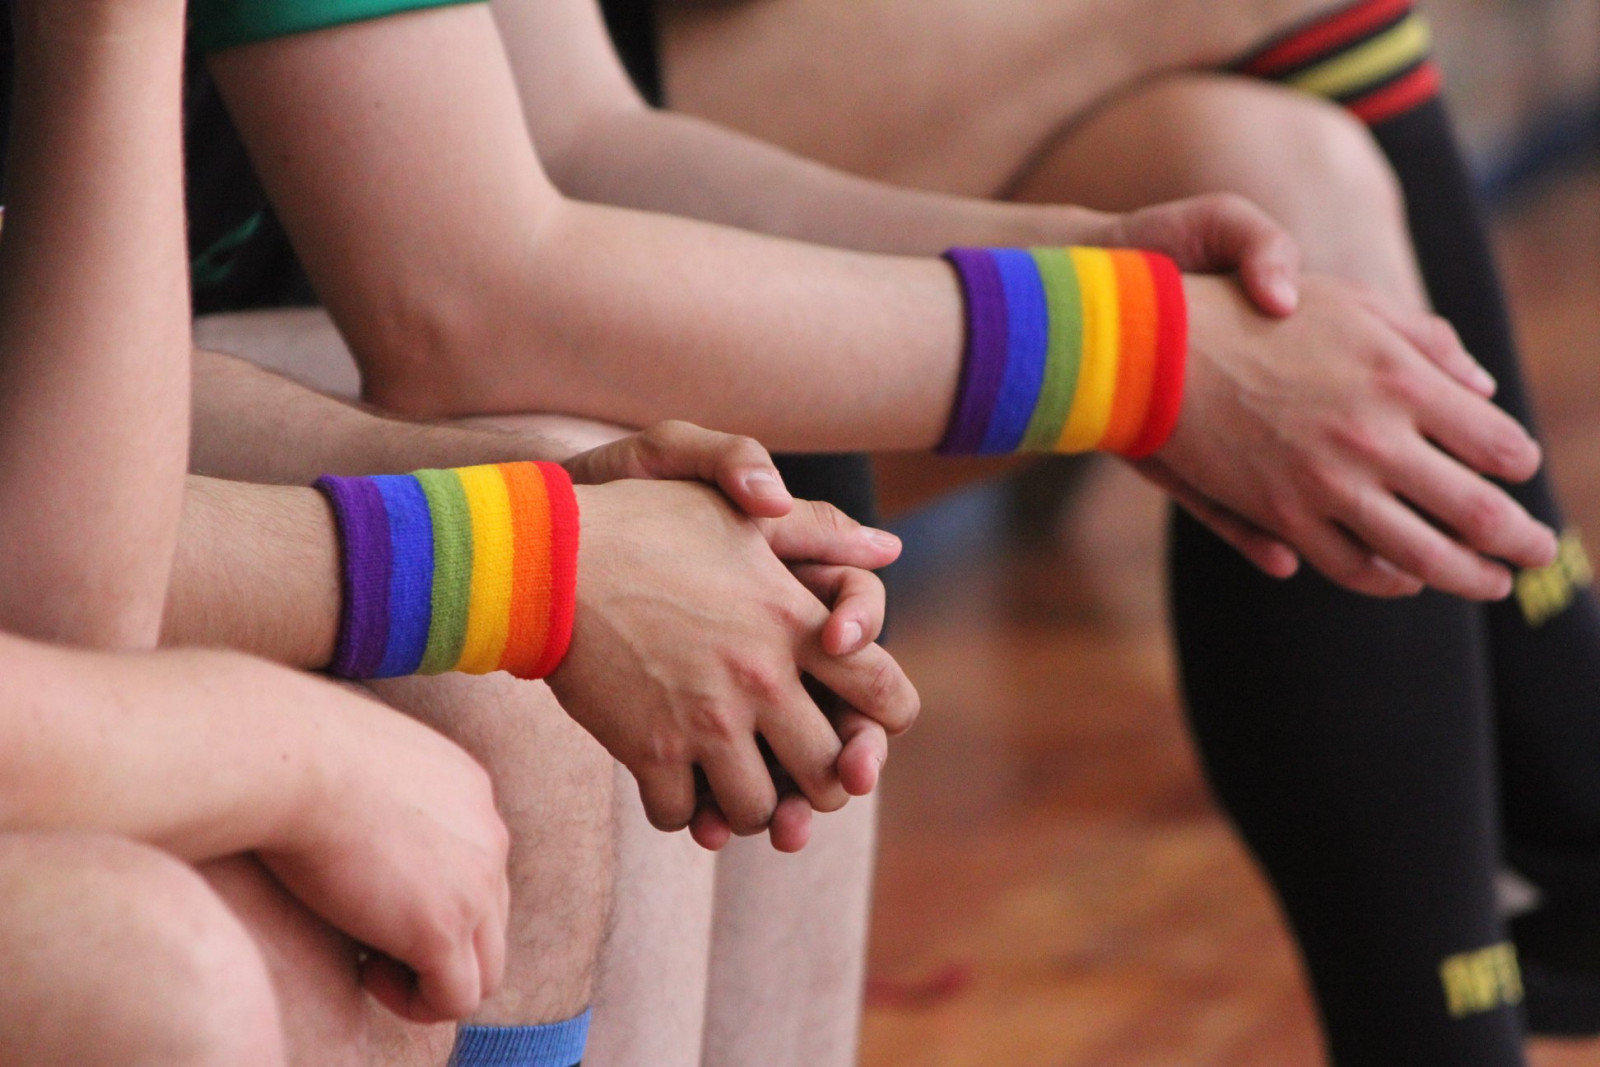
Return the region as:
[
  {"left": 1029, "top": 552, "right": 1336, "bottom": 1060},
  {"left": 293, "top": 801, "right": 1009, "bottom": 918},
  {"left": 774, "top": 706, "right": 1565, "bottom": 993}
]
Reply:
[
  {"left": 938, "top": 248, "right": 1011, "bottom": 455},
  {"left": 314, "top": 475, "right": 394, "bottom": 679}
]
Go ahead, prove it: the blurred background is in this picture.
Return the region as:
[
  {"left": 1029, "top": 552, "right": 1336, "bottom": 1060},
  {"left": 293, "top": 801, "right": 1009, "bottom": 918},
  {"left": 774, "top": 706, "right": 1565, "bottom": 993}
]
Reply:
[{"left": 863, "top": 1, "right": 1600, "bottom": 1063}]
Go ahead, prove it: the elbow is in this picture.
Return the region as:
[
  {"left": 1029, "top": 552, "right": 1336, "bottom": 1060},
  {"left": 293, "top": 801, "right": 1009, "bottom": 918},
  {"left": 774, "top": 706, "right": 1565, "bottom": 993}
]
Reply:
[
  {"left": 537, "top": 103, "right": 652, "bottom": 201},
  {"left": 342, "top": 274, "right": 501, "bottom": 419}
]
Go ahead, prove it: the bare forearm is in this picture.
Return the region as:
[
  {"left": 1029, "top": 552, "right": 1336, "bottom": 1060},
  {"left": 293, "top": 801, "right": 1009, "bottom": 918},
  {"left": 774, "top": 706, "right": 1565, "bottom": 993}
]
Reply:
[
  {"left": 360, "top": 198, "right": 966, "bottom": 449},
  {"left": 211, "top": 6, "right": 963, "bottom": 449},
  {"left": 0, "top": 2, "right": 191, "bottom": 647},
  {"left": 164, "top": 476, "right": 341, "bottom": 669},
  {"left": 0, "top": 635, "right": 318, "bottom": 860},
  {"left": 193, "top": 348, "right": 571, "bottom": 484},
  {"left": 547, "top": 107, "right": 1100, "bottom": 255},
  {"left": 495, "top": 0, "right": 1099, "bottom": 255}
]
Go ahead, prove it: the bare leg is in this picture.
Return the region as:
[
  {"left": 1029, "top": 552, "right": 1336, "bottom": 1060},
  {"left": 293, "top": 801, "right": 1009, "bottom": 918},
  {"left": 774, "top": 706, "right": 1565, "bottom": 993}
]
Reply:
[
  {"left": 701, "top": 795, "right": 879, "bottom": 1067},
  {"left": 658, "top": 0, "right": 1333, "bottom": 198},
  {"left": 1017, "top": 73, "right": 1429, "bottom": 307},
  {"left": 586, "top": 766, "right": 717, "bottom": 1067},
  {"left": 196, "top": 855, "right": 383, "bottom": 1067},
  {"left": 0, "top": 832, "right": 285, "bottom": 1067},
  {"left": 369, "top": 673, "right": 616, "bottom": 1027},
  {"left": 192, "top": 312, "right": 617, "bottom": 1053}
]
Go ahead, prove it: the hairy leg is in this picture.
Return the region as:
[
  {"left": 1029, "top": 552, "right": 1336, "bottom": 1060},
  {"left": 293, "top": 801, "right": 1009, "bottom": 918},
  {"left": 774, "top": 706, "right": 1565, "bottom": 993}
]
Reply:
[
  {"left": 0, "top": 832, "right": 285, "bottom": 1067},
  {"left": 657, "top": 0, "right": 1330, "bottom": 197},
  {"left": 193, "top": 311, "right": 616, "bottom": 1054},
  {"left": 701, "top": 796, "right": 879, "bottom": 1067},
  {"left": 586, "top": 766, "right": 717, "bottom": 1067},
  {"left": 369, "top": 673, "right": 615, "bottom": 1028}
]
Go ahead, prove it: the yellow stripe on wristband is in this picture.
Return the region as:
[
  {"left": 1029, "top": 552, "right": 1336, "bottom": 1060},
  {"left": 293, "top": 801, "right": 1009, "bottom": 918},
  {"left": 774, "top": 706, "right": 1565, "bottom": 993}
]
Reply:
[
  {"left": 455, "top": 463, "right": 516, "bottom": 674},
  {"left": 1057, "top": 248, "right": 1122, "bottom": 452}
]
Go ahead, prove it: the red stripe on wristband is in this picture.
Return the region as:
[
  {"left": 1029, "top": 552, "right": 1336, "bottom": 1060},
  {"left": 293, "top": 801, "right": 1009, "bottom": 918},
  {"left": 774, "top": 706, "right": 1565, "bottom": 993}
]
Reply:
[{"left": 527, "top": 462, "right": 580, "bottom": 680}]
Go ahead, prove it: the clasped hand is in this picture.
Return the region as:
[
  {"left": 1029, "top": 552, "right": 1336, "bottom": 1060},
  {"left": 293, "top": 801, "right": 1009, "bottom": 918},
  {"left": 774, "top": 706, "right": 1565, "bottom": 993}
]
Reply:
[{"left": 555, "top": 422, "right": 921, "bottom": 852}]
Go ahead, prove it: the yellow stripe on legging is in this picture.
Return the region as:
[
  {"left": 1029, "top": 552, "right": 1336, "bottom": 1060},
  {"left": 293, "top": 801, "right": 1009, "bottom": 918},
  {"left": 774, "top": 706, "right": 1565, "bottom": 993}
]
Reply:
[
  {"left": 1057, "top": 248, "right": 1121, "bottom": 452},
  {"left": 455, "top": 464, "right": 515, "bottom": 674},
  {"left": 1290, "top": 15, "right": 1431, "bottom": 100}
]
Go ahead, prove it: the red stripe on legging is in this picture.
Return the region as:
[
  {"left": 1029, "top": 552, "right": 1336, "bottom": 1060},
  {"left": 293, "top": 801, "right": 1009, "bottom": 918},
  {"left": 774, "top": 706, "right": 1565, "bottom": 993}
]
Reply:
[
  {"left": 1348, "top": 62, "right": 1442, "bottom": 124},
  {"left": 1238, "top": 0, "right": 1415, "bottom": 76}
]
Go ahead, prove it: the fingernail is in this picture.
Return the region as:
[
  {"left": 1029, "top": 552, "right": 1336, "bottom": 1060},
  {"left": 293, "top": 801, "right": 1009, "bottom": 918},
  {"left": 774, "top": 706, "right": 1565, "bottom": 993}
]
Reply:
[
  {"left": 865, "top": 528, "right": 900, "bottom": 549},
  {"left": 1471, "top": 363, "right": 1498, "bottom": 395},
  {"left": 743, "top": 470, "right": 788, "bottom": 501},
  {"left": 838, "top": 620, "right": 862, "bottom": 650},
  {"left": 1270, "top": 276, "right": 1299, "bottom": 311}
]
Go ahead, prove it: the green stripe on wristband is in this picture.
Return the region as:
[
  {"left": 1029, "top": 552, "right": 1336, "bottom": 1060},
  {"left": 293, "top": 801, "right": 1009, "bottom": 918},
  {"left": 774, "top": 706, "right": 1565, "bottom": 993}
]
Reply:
[{"left": 414, "top": 468, "right": 473, "bottom": 674}]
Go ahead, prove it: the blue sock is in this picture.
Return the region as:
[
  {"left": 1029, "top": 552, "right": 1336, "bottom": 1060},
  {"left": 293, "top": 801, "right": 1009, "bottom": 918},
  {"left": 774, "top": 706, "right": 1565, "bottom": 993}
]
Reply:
[{"left": 447, "top": 1010, "right": 591, "bottom": 1067}]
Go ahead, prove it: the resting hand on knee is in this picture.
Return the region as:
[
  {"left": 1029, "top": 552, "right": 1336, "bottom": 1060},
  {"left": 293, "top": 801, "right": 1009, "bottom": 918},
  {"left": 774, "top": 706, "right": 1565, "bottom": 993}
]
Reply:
[
  {"left": 1086, "top": 192, "right": 1305, "bottom": 319},
  {"left": 1156, "top": 273, "right": 1555, "bottom": 600},
  {"left": 254, "top": 672, "right": 510, "bottom": 1026}
]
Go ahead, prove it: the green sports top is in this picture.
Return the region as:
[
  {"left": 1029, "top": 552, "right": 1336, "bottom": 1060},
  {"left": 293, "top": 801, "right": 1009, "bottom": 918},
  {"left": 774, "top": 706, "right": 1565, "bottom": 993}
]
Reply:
[{"left": 190, "top": 0, "right": 485, "bottom": 53}]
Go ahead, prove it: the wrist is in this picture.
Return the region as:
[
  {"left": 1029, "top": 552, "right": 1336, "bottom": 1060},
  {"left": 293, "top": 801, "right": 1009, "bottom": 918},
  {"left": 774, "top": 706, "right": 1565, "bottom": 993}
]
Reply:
[
  {"left": 936, "top": 245, "right": 1187, "bottom": 459},
  {"left": 314, "top": 461, "right": 579, "bottom": 682}
]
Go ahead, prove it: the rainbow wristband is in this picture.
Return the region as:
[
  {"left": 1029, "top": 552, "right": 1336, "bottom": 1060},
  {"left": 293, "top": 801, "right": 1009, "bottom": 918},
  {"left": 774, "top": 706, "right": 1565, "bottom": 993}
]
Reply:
[
  {"left": 938, "top": 247, "right": 1187, "bottom": 458},
  {"left": 314, "top": 461, "right": 580, "bottom": 681}
]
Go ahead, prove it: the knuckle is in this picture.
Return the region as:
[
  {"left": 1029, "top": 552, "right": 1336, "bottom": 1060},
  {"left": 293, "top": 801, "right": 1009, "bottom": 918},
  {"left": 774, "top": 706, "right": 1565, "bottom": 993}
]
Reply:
[
  {"left": 1428, "top": 315, "right": 1460, "bottom": 355},
  {"left": 1326, "top": 420, "right": 1390, "bottom": 469},
  {"left": 864, "top": 659, "right": 914, "bottom": 730},
  {"left": 1373, "top": 358, "right": 1425, "bottom": 407},
  {"left": 1211, "top": 191, "right": 1254, "bottom": 221},
  {"left": 809, "top": 783, "right": 849, "bottom": 815},
  {"left": 1261, "top": 488, "right": 1303, "bottom": 537},
  {"left": 690, "top": 702, "right": 745, "bottom": 746},
  {"left": 727, "top": 434, "right": 768, "bottom": 461},
  {"left": 725, "top": 791, "right": 777, "bottom": 832},
  {"left": 1401, "top": 542, "right": 1452, "bottom": 587},
  {"left": 644, "top": 793, "right": 694, "bottom": 832},
  {"left": 1486, "top": 424, "right": 1537, "bottom": 477},
  {"left": 1321, "top": 551, "right": 1368, "bottom": 588},
  {"left": 729, "top": 655, "right": 790, "bottom": 705},
  {"left": 804, "top": 499, "right": 851, "bottom": 535},
  {"left": 769, "top": 591, "right": 818, "bottom": 633},
  {"left": 1451, "top": 489, "right": 1509, "bottom": 544},
  {"left": 641, "top": 727, "right": 692, "bottom": 769}
]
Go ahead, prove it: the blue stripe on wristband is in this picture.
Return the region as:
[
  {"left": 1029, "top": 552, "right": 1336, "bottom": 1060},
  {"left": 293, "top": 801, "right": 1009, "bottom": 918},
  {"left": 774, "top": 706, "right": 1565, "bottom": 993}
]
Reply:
[
  {"left": 981, "top": 248, "right": 1051, "bottom": 454},
  {"left": 371, "top": 474, "right": 436, "bottom": 678}
]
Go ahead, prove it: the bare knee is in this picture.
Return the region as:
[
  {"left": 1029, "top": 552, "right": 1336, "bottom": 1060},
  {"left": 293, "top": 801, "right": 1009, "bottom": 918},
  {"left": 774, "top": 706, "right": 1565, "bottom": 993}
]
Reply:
[
  {"left": 0, "top": 833, "right": 282, "bottom": 1067},
  {"left": 1034, "top": 74, "right": 1422, "bottom": 298}
]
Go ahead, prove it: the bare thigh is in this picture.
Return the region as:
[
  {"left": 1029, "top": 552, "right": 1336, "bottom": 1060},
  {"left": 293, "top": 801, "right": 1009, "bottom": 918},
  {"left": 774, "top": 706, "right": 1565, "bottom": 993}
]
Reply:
[
  {"left": 659, "top": 0, "right": 1337, "bottom": 196},
  {"left": 194, "top": 308, "right": 623, "bottom": 1038},
  {"left": 0, "top": 832, "right": 283, "bottom": 1067}
]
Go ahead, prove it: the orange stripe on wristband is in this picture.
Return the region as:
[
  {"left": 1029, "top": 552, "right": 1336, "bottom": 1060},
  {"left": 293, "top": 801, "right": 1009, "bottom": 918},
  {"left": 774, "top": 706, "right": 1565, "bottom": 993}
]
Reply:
[
  {"left": 1126, "top": 253, "right": 1188, "bottom": 459},
  {"left": 497, "top": 462, "right": 555, "bottom": 679},
  {"left": 1100, "top": 251, "right": 1160, "bottom": 455}
]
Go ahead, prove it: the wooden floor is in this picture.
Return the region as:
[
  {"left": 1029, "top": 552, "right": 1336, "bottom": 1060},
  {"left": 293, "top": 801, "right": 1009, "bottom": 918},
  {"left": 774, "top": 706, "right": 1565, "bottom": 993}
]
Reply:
[{"left": 861, "top": 160, "right": 1600, "bottom": 1067}]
